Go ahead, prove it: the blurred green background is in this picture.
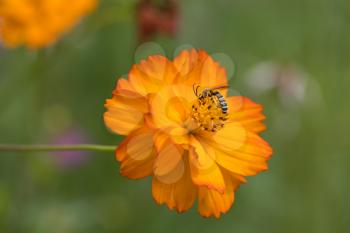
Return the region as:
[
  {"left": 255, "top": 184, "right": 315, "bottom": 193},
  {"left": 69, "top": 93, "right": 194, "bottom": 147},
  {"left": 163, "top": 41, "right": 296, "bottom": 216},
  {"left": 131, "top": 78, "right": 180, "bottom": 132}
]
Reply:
[{"left": 0, "top": 0, "right": 349, "bottom": 232}]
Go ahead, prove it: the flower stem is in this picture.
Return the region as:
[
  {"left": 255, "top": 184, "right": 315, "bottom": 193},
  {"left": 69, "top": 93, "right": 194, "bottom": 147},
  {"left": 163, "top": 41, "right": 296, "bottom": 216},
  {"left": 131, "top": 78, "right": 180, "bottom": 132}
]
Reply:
[{"left": 0, "top": 144, "right": 116, "bottom": 153}]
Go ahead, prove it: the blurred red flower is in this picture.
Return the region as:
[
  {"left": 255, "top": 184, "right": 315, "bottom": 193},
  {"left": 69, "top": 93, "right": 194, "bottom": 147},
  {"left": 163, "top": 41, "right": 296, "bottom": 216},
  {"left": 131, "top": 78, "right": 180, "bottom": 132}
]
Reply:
[{"left": 136, "top": 0, "right": 179, "bottom": 42}]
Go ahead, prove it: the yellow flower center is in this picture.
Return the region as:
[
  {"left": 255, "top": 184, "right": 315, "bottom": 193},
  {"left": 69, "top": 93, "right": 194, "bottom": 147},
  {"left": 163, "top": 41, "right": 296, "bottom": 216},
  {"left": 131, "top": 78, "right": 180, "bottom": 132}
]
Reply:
[{"left": 191, "top": 90, "right": 228, "bottom": 132}]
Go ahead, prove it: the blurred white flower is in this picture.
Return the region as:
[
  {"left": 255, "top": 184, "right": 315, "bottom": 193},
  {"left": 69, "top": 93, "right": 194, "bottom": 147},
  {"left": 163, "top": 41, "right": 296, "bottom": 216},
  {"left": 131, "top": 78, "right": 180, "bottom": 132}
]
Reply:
[
  {"left": 245, "top": 61, "right": 309, "bottom": 108},
  {"left": 245, "top": 61, "right": 324, "bottom": 141}
]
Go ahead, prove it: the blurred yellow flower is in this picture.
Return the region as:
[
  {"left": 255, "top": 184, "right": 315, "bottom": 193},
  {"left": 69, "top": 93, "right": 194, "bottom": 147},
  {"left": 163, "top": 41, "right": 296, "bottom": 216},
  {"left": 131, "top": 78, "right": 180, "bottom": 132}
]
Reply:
[
  {"left": 104, "top": 49, "right": 273, "bottom": 218},
  {"left": 0, "top": 0, "right": 97, "bottom": 49}
]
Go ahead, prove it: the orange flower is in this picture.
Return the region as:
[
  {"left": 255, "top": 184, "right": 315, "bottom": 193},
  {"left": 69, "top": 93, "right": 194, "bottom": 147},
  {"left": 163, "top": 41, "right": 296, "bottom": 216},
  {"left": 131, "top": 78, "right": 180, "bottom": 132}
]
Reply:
[
  {"left": 104, "top": 49, "right": 273, "bottom": 218},
  {"left": 0, "top": 0, "right": 97, "bottom": 49}
]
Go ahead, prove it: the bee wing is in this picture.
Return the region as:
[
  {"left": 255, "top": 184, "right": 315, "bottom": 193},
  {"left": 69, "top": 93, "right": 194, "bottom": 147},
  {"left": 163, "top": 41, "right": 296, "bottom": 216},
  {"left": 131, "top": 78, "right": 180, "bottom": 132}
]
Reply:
[{"left": 211, "top": 85, "right": 229, "bottom": 91}]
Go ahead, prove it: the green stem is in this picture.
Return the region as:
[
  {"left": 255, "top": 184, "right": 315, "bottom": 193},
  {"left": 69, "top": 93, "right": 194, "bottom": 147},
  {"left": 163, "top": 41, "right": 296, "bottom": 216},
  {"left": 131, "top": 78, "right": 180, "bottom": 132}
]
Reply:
[{"left": 0, "top": 144, "right": 116, "bottom": 153}]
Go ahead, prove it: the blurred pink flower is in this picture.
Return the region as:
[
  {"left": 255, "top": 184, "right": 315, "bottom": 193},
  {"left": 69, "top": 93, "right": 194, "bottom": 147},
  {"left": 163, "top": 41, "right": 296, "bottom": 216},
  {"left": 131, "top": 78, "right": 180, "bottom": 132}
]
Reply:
[{"left": 50, "top": 128, "right": 90, "bottom": 169}]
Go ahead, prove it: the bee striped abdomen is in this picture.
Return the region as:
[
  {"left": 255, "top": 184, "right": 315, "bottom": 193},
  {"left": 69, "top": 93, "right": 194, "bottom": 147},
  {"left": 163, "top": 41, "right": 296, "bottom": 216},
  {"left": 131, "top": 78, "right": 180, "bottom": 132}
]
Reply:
[{"left": 214, "top": 91, "right": 228, "bottom": 114}]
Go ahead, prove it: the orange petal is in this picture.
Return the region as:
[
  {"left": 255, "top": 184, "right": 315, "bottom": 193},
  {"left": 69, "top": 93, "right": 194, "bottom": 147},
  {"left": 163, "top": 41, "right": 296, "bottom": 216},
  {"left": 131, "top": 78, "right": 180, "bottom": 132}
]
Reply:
[
  {"left": 198, "top": 52, "right": 228, "bottom": 90},
  {"left": 116, "top": 127, "right": 156, "bottom": 179},
  {"left": 173, "top": 49, "right": 228, "bottom": 93},
  {"left": 104, "top": 79, "right": 148, "bottom": 135},
  {"left": 227, "top": 96, "right": 267, "bottom": 133},
  {"left": 152, "top": 156, "right": 197, "bottom": 213},
  {"left": 164, "top": 95, "right": 191, "bottom": 124},
  {"left": 129, "top": 55, "right": 177, "bottom": 96},
  {"left": 210, "top": 122, "right": 248, "bottom": 151},
  {"left": 189, "top": 136, "right": 225, "bottom": 193},
  {"left": 104, "top": 100, "right": 144, "bottom": 136},
  {"left": 113, "top": 78, "right": 140, "bottom": 97},
  {"left": 110, "top": 92, "right": 148, "bottom": 113},
  {"left": 153, "top": 142, "right": 184, "bottom": 178},
  {"left": 173, "top": 49, "right": 201, "bottom": 77},
  {"left": 149, "top": 84, "right": 195, "bottom": 139},
  {"left": 199, "top": 123, "right": 273, "bottom": 176},
  {"left": 152, "top": 130, "right": 169, "bottom": 152},
  {"left": 198, "top": 171, "right": 240, "bottom": 218},
  {"left": 214, "top": 148, "right": 268, "bottom": 176}
]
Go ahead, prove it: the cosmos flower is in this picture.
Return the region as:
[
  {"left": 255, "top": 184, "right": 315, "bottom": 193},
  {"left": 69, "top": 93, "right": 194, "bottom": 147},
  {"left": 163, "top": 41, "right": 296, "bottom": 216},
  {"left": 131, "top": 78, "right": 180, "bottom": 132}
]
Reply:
[
  {"left": 104, "top": 49, "right": 273, "bottom": 218},
  {"left": 0, "top": 0, "right": 97, "bottom": 49}
]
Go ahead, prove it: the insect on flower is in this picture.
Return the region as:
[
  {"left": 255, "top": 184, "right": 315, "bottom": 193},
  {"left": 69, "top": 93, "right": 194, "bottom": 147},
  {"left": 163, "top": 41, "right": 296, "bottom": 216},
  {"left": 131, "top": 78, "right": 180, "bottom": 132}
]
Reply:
[
  {"left": 104, "top": 49, "right": 273, "bottom": 218},
  {"left": 192, "top": 85, "right": 229, "bottom": 132}
]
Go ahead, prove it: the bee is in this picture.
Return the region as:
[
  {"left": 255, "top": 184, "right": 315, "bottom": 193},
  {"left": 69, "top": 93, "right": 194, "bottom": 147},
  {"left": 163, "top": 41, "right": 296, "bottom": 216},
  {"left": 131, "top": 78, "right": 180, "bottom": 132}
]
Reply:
[{"left": 193, "top": 84, "right": 229, "bottom": 114}]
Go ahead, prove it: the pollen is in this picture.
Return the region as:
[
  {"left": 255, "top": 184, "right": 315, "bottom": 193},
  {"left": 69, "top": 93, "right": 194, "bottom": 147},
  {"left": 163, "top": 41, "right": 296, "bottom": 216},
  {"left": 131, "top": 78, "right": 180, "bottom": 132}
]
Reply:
[{"left": 191, "top": 92, "right": 228, "bottom": 132}]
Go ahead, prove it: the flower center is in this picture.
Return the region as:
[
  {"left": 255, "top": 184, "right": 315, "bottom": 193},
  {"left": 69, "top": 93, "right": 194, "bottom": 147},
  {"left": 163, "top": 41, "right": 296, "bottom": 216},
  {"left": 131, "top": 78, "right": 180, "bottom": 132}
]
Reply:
[{"left": 191, "top": 89, "right": 228, "bottom": 132}]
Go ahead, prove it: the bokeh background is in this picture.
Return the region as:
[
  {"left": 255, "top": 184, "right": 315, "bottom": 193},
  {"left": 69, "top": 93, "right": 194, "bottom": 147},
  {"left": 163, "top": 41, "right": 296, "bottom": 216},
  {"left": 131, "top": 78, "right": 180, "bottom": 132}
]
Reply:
[{"left": 1, "top": 0, "right": 349, "bottom": 232}]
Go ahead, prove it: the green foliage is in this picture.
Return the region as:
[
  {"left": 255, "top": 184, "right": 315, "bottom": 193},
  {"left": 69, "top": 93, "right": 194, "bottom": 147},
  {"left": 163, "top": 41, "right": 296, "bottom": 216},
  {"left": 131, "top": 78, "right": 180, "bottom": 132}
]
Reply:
[{"left": 0, "top": 0, "right": 349, "bottom": 232}]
